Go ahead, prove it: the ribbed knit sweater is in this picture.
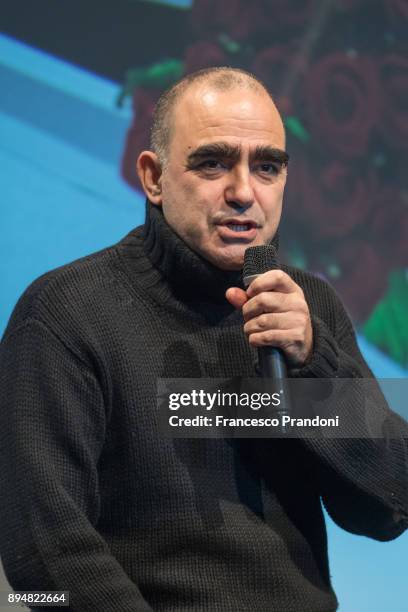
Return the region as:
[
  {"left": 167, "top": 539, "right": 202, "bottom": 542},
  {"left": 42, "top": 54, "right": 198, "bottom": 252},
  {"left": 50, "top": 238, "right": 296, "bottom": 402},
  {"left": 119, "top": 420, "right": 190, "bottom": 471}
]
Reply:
[{"left": 1, "top": 202, "right": 407, "bottom": 612}]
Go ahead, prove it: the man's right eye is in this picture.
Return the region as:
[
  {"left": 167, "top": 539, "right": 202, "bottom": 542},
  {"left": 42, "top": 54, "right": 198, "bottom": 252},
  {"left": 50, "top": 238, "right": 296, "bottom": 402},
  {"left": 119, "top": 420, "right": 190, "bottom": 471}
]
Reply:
[{"left": 200, "top": 159, "right": 223, "bottom": 169}]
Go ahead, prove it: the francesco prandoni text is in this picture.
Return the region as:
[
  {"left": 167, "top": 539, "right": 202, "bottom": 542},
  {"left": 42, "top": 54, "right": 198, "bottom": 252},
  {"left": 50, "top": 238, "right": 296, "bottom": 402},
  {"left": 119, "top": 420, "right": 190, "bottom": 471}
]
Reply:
[{"left": 166, "top": 389, "right": 340, "bottom": 428}]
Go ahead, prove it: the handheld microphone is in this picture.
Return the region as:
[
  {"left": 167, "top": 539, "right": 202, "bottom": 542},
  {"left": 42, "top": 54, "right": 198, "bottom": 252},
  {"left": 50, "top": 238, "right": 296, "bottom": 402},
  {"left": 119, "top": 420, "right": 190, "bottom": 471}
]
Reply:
[{"left": 243, "top": 245, "right": 290, "bottom": 432}]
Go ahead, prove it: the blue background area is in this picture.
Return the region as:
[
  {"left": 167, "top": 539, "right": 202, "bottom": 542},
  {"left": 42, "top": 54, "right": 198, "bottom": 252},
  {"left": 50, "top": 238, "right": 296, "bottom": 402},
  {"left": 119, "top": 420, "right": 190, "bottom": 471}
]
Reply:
[{"left": 1, "top": 33, "right": 407, "bottom": 611}]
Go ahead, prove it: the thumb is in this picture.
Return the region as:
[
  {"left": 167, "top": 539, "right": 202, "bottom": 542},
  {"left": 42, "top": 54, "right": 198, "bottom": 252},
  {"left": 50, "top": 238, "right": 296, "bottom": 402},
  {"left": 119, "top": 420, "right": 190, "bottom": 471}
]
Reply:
[{"left": 225, "top": 287, "right": 249, "bottom": 310}]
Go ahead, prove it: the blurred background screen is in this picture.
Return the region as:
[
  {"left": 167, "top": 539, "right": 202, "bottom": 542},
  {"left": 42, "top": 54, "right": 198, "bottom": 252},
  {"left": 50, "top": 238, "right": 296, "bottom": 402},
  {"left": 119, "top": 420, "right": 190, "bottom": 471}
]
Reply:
[{"left": 1, "top": 1, "right": 407, "bottom": 610}]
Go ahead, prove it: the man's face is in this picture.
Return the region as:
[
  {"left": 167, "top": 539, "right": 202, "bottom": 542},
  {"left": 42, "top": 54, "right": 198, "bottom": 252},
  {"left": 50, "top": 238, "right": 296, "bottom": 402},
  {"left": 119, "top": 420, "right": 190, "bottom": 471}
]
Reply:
[{"left": 158, "top": 84, "right": 288, "bottom": 270}]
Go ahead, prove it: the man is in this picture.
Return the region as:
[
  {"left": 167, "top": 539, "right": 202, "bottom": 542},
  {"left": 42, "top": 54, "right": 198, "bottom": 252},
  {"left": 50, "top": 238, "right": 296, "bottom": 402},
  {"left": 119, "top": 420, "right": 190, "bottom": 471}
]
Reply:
[{"left": 0, "top": 67, "right": 407, "bottom": 612}]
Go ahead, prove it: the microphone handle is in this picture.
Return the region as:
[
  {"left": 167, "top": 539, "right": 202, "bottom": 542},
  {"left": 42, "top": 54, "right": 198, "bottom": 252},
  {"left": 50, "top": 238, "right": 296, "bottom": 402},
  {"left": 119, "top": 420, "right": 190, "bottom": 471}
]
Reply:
[
  {"left": 258, "top": 346, "right": 287, "bottom": 379},
  {"left": 258, "top": 347, "right": 291, "bottom": 434}
]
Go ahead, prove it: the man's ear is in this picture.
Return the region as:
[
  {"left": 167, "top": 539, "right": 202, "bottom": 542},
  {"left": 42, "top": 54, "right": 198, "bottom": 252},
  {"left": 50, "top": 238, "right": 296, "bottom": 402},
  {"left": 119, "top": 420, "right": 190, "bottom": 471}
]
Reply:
[{"left": 136, "top": 151, "right": 163, "bottom": 205}]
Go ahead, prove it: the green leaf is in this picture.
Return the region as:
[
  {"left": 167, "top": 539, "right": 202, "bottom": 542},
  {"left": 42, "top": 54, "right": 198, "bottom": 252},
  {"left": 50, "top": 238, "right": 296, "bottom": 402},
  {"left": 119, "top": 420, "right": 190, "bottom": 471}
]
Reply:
[
  {"left": 284, "top": 116, "right": 310, "bottom": 143},
  {"left": 363, "top": 270, "right": 408, "bottom": 368},
  {"left": 117, "top": 59, "right": 184, "bottom": 107}
]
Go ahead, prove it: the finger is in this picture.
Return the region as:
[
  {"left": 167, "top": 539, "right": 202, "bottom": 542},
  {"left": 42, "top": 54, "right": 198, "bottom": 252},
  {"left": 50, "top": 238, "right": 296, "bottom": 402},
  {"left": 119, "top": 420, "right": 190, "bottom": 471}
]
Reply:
[
  {"left": 247, "top": 328, "right": 310, "bottom": 367},
  {"left": 225, "top": 287, "right": 248, "bottom": 310},
  {"left": 247, "top": 270, "right": 302, "bottom": 297},
  {"left": 247, "top": 327, "right": 305, "bottom": 349},
  {"left": 243, "top": 312, "right": 306, "bottom": 336},
  {"left": 242, "top": 292, "right": 304, "bottom": 322}
]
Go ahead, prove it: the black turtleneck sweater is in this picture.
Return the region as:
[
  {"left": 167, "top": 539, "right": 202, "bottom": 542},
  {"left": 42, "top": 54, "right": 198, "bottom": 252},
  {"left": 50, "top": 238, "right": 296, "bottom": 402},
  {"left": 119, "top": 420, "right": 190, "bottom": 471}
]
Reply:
[{"left": 1, "top": 203, "right": 407, "bottom": 612}]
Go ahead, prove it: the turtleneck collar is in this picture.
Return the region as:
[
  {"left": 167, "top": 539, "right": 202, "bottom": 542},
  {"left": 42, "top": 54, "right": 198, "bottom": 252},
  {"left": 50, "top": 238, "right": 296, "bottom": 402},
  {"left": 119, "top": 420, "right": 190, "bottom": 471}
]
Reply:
[
  {"left": 117, "top": 200, "right": 280, "bottom": 311},
  {"left": 142, "top": 200, "right": 278, "bottom": 303},
  {"left": 141, "top": 200, "right": 250, "bottom": 303}
]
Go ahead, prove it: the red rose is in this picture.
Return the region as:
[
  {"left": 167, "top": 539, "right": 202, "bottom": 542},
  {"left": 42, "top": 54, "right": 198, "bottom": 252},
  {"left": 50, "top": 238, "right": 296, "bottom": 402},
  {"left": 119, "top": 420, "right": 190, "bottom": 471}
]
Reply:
[
  {"left": 304, "top": 53, "right": 379, "bottom": 157},
  {"left": 378, "top": 54, "right": 408, "bottom": 152},
  {"left": 251, "top": 46, "right": 307, "bottom": 115},
  {"left": 121, "top": 89, "right": 159, "bottom": 191},
  {"left": 184, "top": 41, "right": 228, "bottom": 74},
  {"left": 286, "top": 158, "right": 375, "bottom": 238},
  {"left": 331, "top": 240, "right": 389, "bottom": 322}
]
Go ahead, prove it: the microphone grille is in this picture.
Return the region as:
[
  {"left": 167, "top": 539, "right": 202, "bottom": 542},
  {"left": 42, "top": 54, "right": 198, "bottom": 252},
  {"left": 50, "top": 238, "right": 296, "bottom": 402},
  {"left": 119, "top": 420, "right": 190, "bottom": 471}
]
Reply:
[{"left": 243, "top": 245, "right": 279, "bottom": 280}]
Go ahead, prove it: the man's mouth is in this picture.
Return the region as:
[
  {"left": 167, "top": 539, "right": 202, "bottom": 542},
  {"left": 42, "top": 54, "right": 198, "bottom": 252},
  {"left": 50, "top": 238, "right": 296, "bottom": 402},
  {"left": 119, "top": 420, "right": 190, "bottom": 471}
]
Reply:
[
  {"left": 216, "top": 219, "right": 259, "bottom": 241},
  {"left": 226, "top": 223, "right": 253, "bottom": 232}
]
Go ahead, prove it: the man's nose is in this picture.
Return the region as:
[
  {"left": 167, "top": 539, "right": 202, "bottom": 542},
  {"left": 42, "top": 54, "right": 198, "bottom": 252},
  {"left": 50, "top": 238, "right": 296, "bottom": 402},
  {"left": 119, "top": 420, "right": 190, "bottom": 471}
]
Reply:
[{"left": 225, "top": 168, "right": 255, "bottom": 209}]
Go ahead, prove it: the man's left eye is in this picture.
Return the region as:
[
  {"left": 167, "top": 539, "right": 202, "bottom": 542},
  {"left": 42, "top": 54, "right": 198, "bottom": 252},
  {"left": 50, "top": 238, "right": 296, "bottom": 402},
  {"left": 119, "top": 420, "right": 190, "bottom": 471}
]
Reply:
[
  {"left": 257, "top": 163, "right": 280, "bottom": 175},
  {"left": 201, "top": 160, "right": 224, "bottom": 170}
]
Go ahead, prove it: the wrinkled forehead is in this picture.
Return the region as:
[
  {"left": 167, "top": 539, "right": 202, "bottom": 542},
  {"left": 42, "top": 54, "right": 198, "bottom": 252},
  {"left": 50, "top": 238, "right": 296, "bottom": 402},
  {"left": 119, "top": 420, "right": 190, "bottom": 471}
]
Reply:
[{"left": 170, "top": 83, "right": 286, "bottom": 155}]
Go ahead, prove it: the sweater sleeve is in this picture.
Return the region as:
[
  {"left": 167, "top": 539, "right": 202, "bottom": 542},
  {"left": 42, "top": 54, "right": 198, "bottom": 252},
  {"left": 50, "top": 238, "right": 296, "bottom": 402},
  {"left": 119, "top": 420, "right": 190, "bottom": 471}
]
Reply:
[
  {"left": 0, "top": 318, "right": 153, "bottom": 612},
  {"left": 290, "top": 286, "right": 408, "bottom": 541}
]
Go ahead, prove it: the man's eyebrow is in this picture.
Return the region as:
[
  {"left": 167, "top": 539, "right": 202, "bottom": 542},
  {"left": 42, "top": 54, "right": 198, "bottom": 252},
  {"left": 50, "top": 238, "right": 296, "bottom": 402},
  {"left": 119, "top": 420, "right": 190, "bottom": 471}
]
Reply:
[
  {"left": 186, "top": 142, "right": 241, "bottom": 165},
  {"left": 185, "top": 142, "right": 289, "bottom": 166},
  {"left": 250, "top": 146, "right": 289, "bottom": 165}
]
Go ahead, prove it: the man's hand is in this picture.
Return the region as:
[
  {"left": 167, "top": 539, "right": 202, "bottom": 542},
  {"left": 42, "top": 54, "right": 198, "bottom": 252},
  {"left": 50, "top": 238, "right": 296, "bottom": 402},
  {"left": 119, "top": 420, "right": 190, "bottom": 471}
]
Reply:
[{"left": 226, "top": 270, "right": 313, "bottom": 368}]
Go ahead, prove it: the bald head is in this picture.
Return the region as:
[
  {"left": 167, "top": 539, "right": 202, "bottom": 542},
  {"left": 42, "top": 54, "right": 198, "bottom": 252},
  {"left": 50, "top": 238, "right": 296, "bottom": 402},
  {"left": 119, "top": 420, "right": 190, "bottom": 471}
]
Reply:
[
  {"left": 137, "top": 66, "right": 288, "bottom": 270},
  {"left": 150, "top": 67, "right": 284, "bottom": 168}
]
